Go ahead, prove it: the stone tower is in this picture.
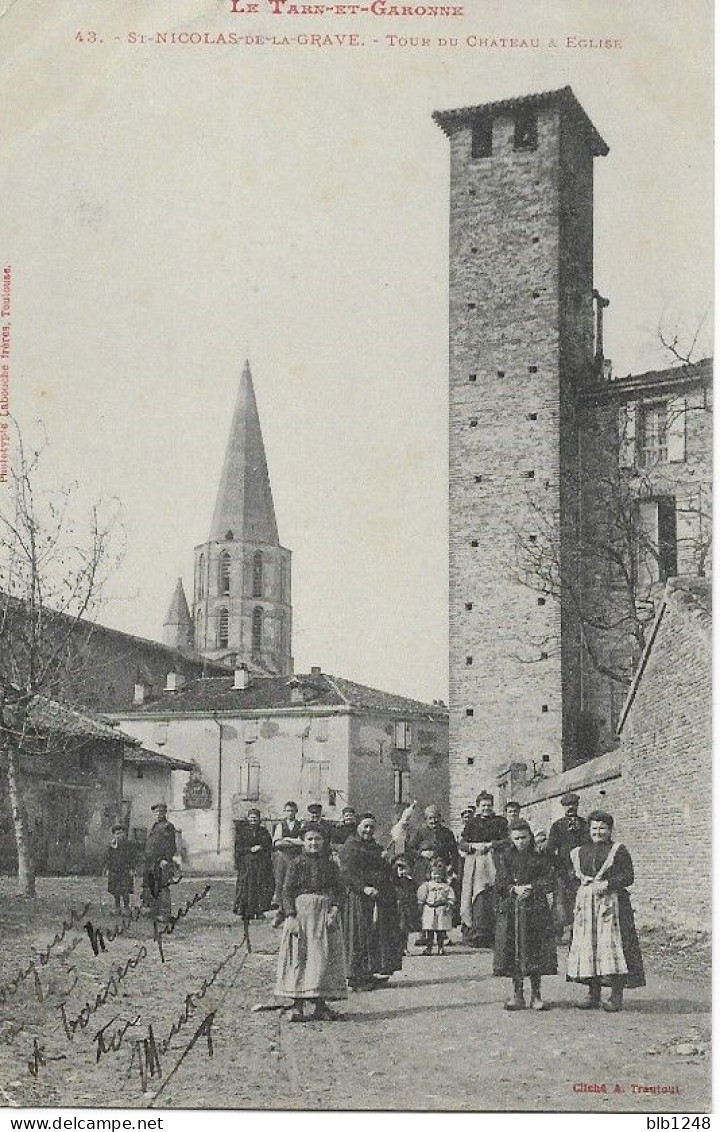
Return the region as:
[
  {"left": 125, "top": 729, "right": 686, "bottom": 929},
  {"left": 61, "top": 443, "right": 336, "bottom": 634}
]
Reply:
[
  {"left": 192, "top": 360, "right": 293, "bottom": 673},
  {"left": 433, "top": 88, "right": 608, "bottom": 818}
]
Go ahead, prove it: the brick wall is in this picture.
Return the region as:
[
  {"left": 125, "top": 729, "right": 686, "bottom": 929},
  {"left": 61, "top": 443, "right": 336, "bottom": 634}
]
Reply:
[{"left": 442, "top": 96, "right": 602, "bottom": 822}]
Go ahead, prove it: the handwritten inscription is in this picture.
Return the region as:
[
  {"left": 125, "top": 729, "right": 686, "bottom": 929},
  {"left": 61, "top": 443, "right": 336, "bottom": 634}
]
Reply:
[{"left": 0, "top": 904, "right": 89, "bottom": 1005}]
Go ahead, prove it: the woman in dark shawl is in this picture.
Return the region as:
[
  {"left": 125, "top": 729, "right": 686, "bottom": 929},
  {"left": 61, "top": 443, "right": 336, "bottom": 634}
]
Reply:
[
  {"left": 233, "top": 809, "right": 274, "bottom": 922},
  {"left": 493, "top": 820, "right": 557, "bottom": 1011},
  {"left": 339, "top": 813, "right": 403, "bottom": 990}
]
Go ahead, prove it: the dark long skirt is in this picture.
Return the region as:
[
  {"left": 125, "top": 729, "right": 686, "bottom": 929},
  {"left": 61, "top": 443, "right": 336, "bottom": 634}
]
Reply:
[
  {"left": 464, "top": 888, "right": 496, "bottom": 948},
  {"left": 494, "top": 891, "right": 557, "bottom": 977},
  {"left": 343, "top": 891, "right": 403, "bottom": 983},
  {"left": 552, "top": 874, "right": 579, "bottom": 934},
  {"left": 233, "top": 856, "right": 274, "bottom": 920}
]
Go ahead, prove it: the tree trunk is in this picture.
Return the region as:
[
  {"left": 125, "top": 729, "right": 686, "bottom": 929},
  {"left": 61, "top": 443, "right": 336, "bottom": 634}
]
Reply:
[{"left": 5, "top": 738, "right": 36, "bottom": 897}]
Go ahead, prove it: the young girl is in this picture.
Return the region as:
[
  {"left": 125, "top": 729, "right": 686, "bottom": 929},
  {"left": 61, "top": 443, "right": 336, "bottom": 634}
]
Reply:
[
  {"left": 275, "top": 826, "right": 347, "bottom": 1022},
  {"left": 493, "top": 820, "right": 556, "bottom": 1011},
  {"left": 417, "top": 860, "right": 455, "bottom": 955},
  {"left": 566, "top": 810, "right": 645, "bottom": 1012}
]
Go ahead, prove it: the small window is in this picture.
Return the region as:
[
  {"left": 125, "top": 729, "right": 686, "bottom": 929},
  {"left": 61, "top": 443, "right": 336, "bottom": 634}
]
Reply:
[
  {"left": 136, "top": 767, "right": 144, "bottom": 780},
  {"left": 252, "top": 606, "right": 263, "bottom": 652},
  {"left": 497, "top": 370, "right": 505, "bottom": 378},
  {"left": 197, "top": 553, "right": 205, "bottom": 599},
  {"left": 244, "top": 719, "right": 259, "bottom": 744},
  {"left": 471, "top": 114, "right": 492, "bottom": 159},
  {"left": 522, "top": 470, "right": 535, "bottom": 480},
  {"left": 474, "top": 475, "right": 483, "bottom": 483},
  {"left": 467, "top": 757, "right": 475, "bottom": 766},
  {"left": 528, "top": 534, "right": 537, "bottom": 543},
  {"left": 218, "top": 551, "right": 231, "bottom": 596},
  {"left": 466, "top": 708, "right": 474, "bottom": 718},
  {"left": 465, "top": 602, "right": 473, "bottom": 611},
  {"left": 528, "top": 413, "right": 538, "bottom": 421},
  {"left": 537, "top": 597, "right": 546, "bottom": 607},
  {"left": 531, "top": 236, "right": 539, "bottom": 244},
  {"left": 469, "top": 374, "right": 477, "bottom": 383},
  {"left": 155, "top": 721, "right": 168, "bottom": 747},
  {"left": 468, "top": 302, "right": 476, "bottom": 310},
  {"left": 529, "top": 365, "right": 538, "bottom": 374},
  {"left": 514, "top": 108, "right": 538, "bottom": 150},
  {"left": 393, "top": 721, "right": 411, "bottom": 751},
  {"left": 238, "top": 762, "right": 260, "bottom": 801},
  {"left": 471, "top": 246, "right": 478, "bottom": 254},
  {"left": 637, "top": 403, "right": 668, "bottom": 466},
  {"left": 470, "top": 418, "right": 478, "bottom": 428},
  {"left": 217, "top": 608, "right": 229, "bottom": 649},
  {"left": 541, "top": 705, "right": 549, "bottom": 714},
  {"left": 470, "top": 540, "right": 479, "bottom": 548},
  {"left": 466, "top": 656, "right": 473, "bottom": 666},
  {"left": 540, "top": 651, "right": 549, "bottom": 660},
  {"left": 394, "top": 769, "right": 411, "bottom": 805}
]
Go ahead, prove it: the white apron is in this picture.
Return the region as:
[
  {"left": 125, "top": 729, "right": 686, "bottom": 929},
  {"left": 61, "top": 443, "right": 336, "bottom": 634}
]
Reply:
[
  {"left": 566, "top": 842, "right": 628, "bottom": 980},
  {"left": 275, "top": 893, "right": 348, "bottom": 1000}
]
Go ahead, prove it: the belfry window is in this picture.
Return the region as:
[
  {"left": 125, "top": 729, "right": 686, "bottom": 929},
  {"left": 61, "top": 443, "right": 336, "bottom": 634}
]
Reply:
[
  {"left": 217, "top": 607, "right": 229, "bottom": 649},
  {"left": 197, "top": 554, "right": 205, "bottom": 599},
  {"left": 218, "top": 551, "right": 231, "bottom": 596},
  {"left": 252, "top": 606, "right": 263, "bottom": 652},
  {"left": 252, "top": 551, "right": 263, "bottom": 598}
]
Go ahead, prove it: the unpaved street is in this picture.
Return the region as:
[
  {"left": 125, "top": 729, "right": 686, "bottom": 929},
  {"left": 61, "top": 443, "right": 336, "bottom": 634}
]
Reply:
[{"left": 0, "top": 878, "right": 710, "bottom": 1112}]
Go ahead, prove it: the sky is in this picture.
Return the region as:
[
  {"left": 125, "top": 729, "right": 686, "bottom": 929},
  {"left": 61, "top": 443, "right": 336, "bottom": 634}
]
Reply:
[{"left": 0, "top": 0, "right": 713, "bottom": 703}]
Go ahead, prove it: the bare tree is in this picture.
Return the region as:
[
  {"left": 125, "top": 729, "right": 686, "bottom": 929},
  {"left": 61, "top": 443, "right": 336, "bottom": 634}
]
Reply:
[{"left": 0, "top": 422, "right": 124, "bottom": 895}]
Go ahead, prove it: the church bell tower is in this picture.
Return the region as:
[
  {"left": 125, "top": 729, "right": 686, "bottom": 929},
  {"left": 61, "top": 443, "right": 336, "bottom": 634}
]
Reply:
[{"left": 191, "top": 360, "right": 293, "bottom": 674}]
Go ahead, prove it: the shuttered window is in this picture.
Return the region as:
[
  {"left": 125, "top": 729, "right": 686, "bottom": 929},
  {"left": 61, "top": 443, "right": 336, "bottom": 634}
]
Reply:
[{"left": 238, "top": 762, "right": 260, "bottom": 801}]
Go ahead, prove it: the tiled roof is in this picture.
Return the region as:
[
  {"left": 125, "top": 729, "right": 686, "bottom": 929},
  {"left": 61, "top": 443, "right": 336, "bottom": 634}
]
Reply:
[
  {"left": 119, "top": 671, "right": 447, "bottom": 720},
  {"left": 433, "top": 86, "right": 609, "bottom": 156},
  {"left": 583, "top": 358, "right": 712, "bottom": 405},
  {"left": 124, "top": 745, "right": 194, "bottom": 771},
  {"left": 28, "top": 697, "right": 139, "bottom": 746}
]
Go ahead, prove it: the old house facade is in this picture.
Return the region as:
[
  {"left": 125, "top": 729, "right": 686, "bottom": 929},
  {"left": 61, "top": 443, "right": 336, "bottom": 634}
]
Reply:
[{"left": 108, "top": 667, "right": 449, "bottom": 872}]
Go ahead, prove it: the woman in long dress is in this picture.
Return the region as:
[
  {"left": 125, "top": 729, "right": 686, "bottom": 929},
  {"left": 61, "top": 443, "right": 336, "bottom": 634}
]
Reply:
[
  {"left": 459, "top": 792, "right": 509, "bottom": 948},
  {"left": 493, "top": 821, "right": 557, "bottom": 1011},
  {"left": 566, "top": 809, "right": 645, "bottom": 1012},
  {"left": 275, "top": 825, "right": 347, "bottom": 1021},
  {"left": 339, "top": 813, "right": 403, "bottom": 990},
  {"left": 233, "top": 809, "right": 274, "bottom": 922}
]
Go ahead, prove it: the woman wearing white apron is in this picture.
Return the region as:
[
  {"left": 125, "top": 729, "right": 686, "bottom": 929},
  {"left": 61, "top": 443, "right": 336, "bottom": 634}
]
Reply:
[{"left": 566, "top": 810, "right": 645, "bottom": 1012}]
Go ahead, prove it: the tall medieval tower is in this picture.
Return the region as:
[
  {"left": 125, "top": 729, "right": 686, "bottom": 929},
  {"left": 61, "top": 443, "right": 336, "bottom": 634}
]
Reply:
[
  {"left": 433, "top": 88, "right": 607, "bottom": 818},
  {"left": 164, "top": 360, "right": 293, "bottom": 674}
]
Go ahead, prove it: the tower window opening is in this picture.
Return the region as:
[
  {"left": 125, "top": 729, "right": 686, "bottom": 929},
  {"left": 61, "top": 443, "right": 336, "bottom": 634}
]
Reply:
[
  {"left": 514, "top": 108, "right": 538, "bottom": 151},
  {"left": 467, "top": 757, "right": 475, "bottom": 766},
  {"left": 532, "top": 290, "right": 540, "bottom": 298},
  {"left": 465, "top": 602, "right": 473, "bottom": 611},
  {"left": 528, "top": 534, "right": 537, "bottom": 543},
  {"left": 466, "top": 656, "right": 473, "bottom": 665},
  {"left": 252, "top": 606, "right": 263, "bottom": 653},
  {"left": 470, "top": 540, "right": 479, "bottom": 548},
  {"left": 252, "top": 550, "right": 263, "bottom": 598},
  {"left": 218, "top": 550, "right": 231, "bottom": 596},
  {"left": 197, "top": 553, "right": 205, "bottom": 599},
  {"left": 497, "top": 370, "right": 505, "bottom": 378},
  {"left": 523, "top": 470, "right": 535, "bottom": 480},
  {"left": 471, "top": 246, "right": 478, "bottom": 254},
  {"left": 217, "top": 607, "right": 229, "bottom": 649},
  {"left": 471, "top": 114, "right": 493, "bottom": 159},
  {"left": 540, "top": 651, "right": 549, "bottom": 660},
  {"left": 474, "top": 475, "right": 483, "bottom": 483},
  {"left": 541, "top": 704, "right": 549, "bottom": 713},
  {"left": 528, "top": 412, "right": 538, "bottom": 421},
  {"left": 529, "top": 365, "right": 538, "bottom": 374},
  {"left": 537, "top": 597, "right": 546, "bottom": 607},
  {"left": 225, "top": 530, "right": 234, "bottom": 541},
  {"left": 468, "top": 302, "right": 476, "bottom": 310},
  {"left": 465, "top": 708, "right": 474, "bottom": 717},
  {"left": 470, "top": 418, "right": 478, "bottom": 428},
  {"left": 469, "top": 373, "right": 477, "bottom": 383},
  {"left": 531, "top": 236, "right": 540, "bottom": 244}
]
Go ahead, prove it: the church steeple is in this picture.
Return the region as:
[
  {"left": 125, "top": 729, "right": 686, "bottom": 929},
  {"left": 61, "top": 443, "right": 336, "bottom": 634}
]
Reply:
[
  {"left": 209, "top": 360, "right": 279, "bottom": 545},
  {"left": 192, "top": 359, "right": 293, "bottom": 675},
  {"left": 163, "top": 577, "right": 194, "bottom": 651}
]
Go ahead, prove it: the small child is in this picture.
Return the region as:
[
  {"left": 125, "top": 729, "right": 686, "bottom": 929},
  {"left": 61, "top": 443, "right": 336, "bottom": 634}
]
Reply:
[
  {"left": 107, "top": 824, "right": 136, "bottom": 914},
  {"left": 417, "top": 859, "right": 455, "bottom": 955},
  {"left": 392, "top": 855, "right": 420, "bottom": 954}
]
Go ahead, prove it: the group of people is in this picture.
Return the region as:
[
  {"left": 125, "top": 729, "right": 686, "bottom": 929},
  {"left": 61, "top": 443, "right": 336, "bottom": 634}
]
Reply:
[
  {"left": 234, "top": 793, "right": 645, "bottom": 1021},
  {"left": 105, "top": 801, "right": 179, "bottom": 920}
]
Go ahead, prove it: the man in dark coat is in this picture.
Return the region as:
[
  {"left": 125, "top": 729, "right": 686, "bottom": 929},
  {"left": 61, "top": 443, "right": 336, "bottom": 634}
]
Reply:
[
  {"left": 302, "top": 803, "right": 334, "bottom": 855},
  {"left": 142, "top": 803, "right": 178, "bottom": 921},
  {"left": 547, "top": 792, "right": 590, "bottom": 940},
  {"left": 331, "top": 806, "right": 359, "bottom": 846}
]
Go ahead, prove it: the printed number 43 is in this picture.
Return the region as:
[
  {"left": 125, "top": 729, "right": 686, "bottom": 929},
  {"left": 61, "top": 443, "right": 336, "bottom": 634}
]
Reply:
[{"left": 75, "top": 31, "right": 99, "bottom": 42}]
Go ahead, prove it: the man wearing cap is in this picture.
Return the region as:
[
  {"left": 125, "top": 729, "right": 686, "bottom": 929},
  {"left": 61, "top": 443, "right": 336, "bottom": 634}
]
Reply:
[
  {"left": 331, "top": 806, "right": 359, "bottom": 846},
  {"left": 142, "top": 803, "right": 178, "bottom": 921},
  {"left": 302, "top": 803, "right": 334, "bottom": 855},
  {"left": 547, "top": 792, "right": 590, "bottom": 941},
  {"left": 458, "top": 792, "right": 509, "bottom": 948}
]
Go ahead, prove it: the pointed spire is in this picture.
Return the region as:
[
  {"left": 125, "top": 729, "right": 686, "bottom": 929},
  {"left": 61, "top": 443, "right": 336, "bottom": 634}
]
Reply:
[
  {"left": 209, "top": 360, "right": 279, "bottom": 545},
  {"left": 163, "top": 578, "right": 194, "bottom": 650}
]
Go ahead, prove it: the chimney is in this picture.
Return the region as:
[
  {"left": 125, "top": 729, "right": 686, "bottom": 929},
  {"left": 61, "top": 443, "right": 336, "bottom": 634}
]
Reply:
[
  {"left": 165, "top": 672, "right": 186, "bottom": 692},
  {"left": 233, "top": 663, "right": 249, "bottom": 690},
  {"left": 288, "top": 677, "right": 303, "bottom": 705},
  {"left": 134, "top": 683, "right": 146, "bottom": 706},
  {"left": 310, "top": 666, "right": 321, "bottom": 677}
]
